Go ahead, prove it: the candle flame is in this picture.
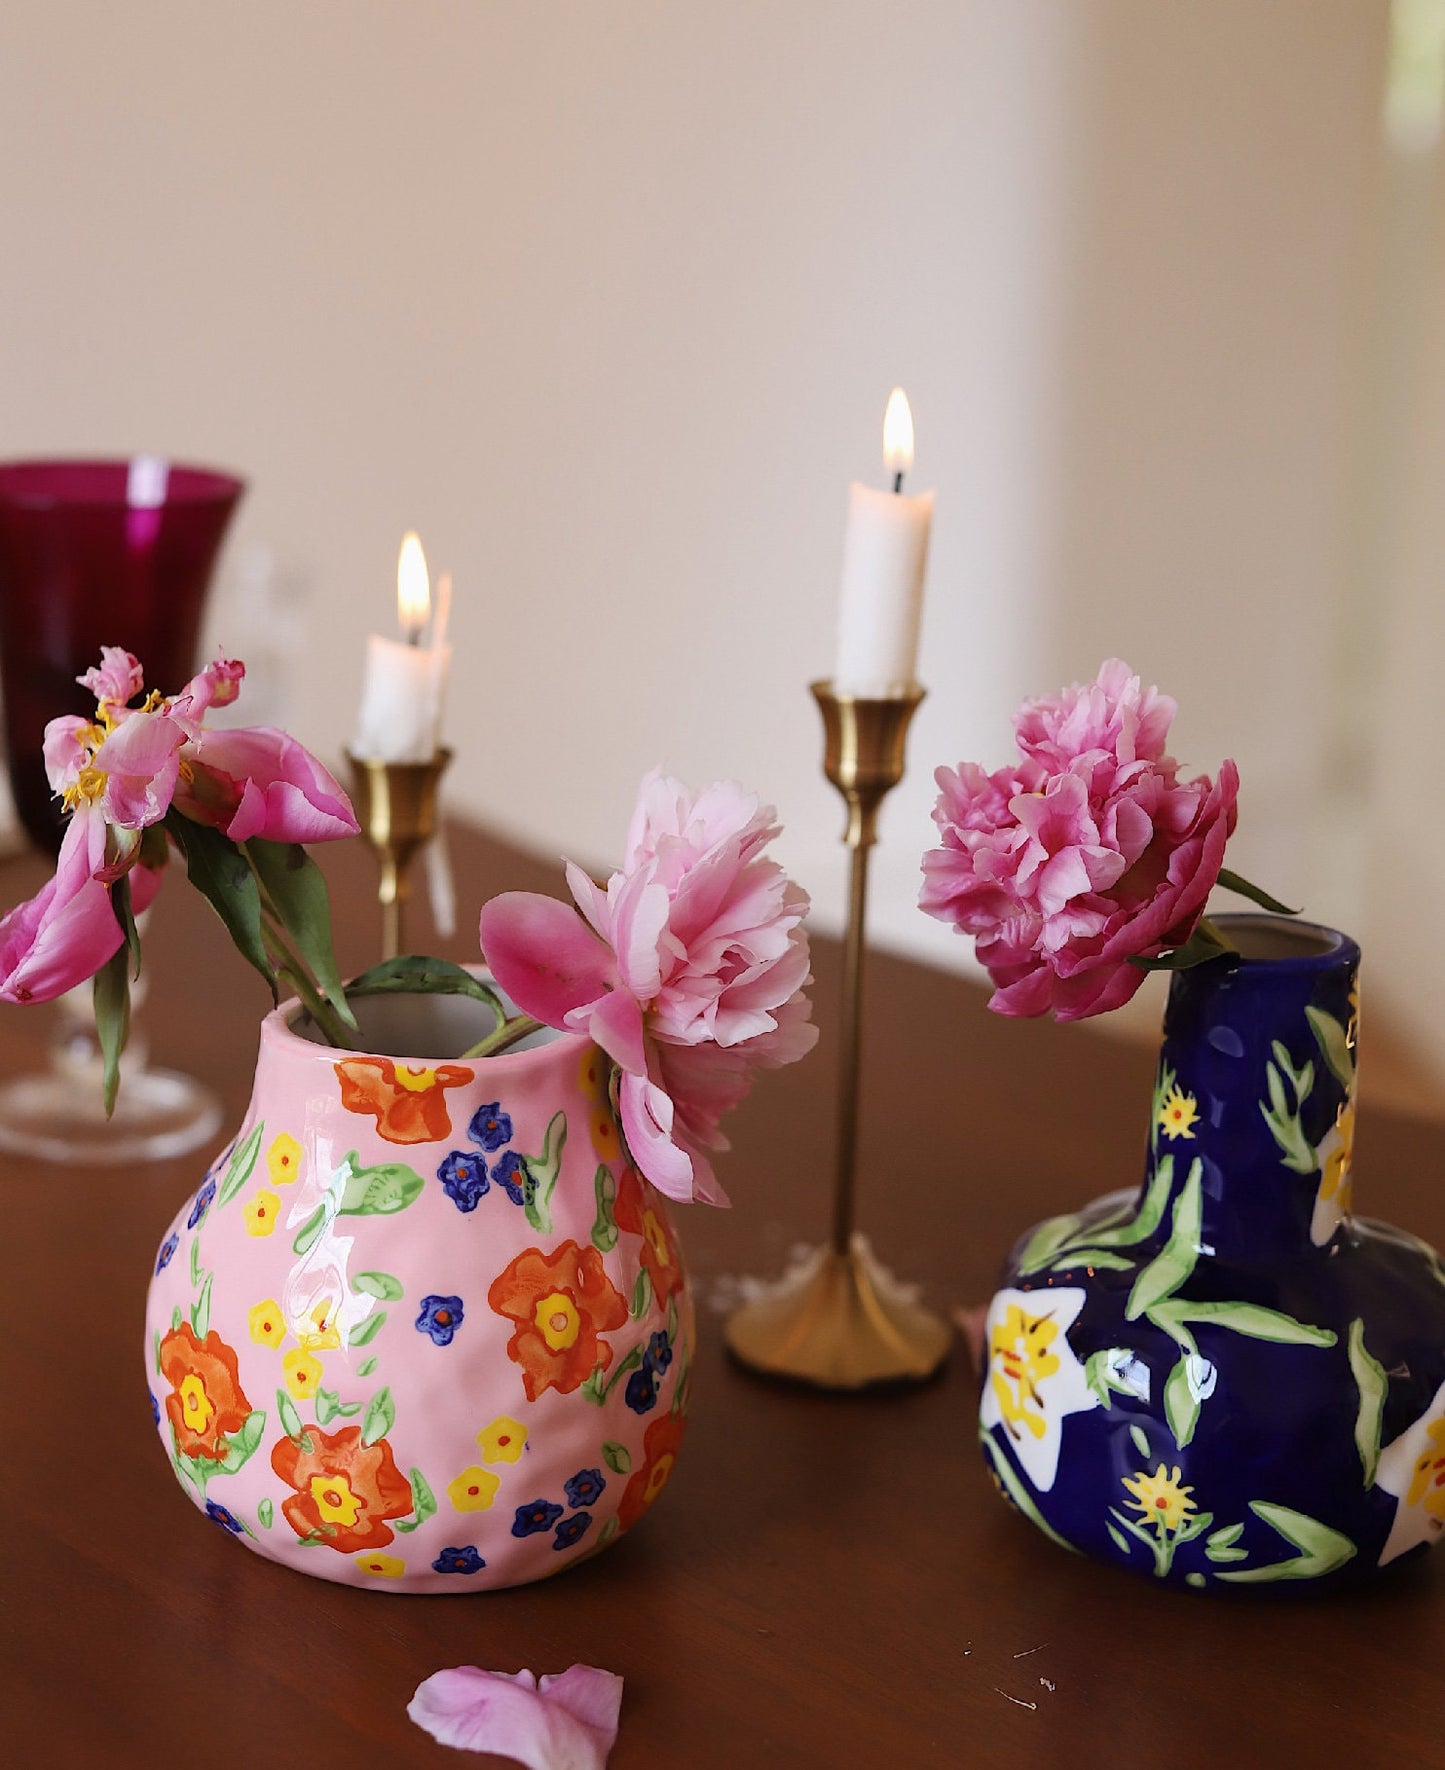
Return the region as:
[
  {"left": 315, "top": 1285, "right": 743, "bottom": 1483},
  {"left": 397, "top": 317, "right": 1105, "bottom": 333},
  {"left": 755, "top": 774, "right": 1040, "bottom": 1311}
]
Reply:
[
  {"left": 397, "top": 531, "right": 430, "bottom": 642},
  {"left": 883, "top": 388, "right": 915, "bottom": 479}
]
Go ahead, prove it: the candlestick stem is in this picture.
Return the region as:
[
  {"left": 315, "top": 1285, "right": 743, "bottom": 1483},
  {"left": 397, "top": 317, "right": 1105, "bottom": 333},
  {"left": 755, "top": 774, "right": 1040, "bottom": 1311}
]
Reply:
[
  {"left": 725, "top": 682, "right": 950, "bottom": 1388},
  {"left": 346, "top": 750, "right": 452, "bottom": 963}
]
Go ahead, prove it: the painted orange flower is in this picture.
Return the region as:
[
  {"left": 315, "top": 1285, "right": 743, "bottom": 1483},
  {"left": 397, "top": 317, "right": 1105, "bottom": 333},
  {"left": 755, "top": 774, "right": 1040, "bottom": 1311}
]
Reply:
[
  {"left": 618, "top": 1410, "right": 687, "bottom": 1531},
  {"left": 614, "top": 1166, "right": 684, "bottom": 1307},
  {"left": 159, "top": 1323, "right": 253, "bottom": 1461},
  {"left": 488, "top": 1240, "right": 628, "bottom": 1400},
  {"left": 270, "top": 1424, "right": 414, "bottom": 1553},
  {"left": 334, "top": 1057, "right": 474, "bottom": 1144}
]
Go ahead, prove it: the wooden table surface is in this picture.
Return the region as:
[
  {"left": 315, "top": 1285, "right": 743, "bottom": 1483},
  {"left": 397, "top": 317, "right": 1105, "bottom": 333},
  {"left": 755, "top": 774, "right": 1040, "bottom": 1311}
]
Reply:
[{"left": 2, "top": 824, "right": 1441, "bottom": 1770}]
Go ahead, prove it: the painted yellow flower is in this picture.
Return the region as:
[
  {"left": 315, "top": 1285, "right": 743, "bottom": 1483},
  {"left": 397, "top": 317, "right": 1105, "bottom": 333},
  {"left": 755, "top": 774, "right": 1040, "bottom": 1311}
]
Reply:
[
  {"left": 1122, "top": 1463, "right": 1197, "bottom": 1535},
  {"left": 309, "top": 1472, "right": 361, "bottom": 1527},
  {"left": 447, "top": 1466, "right": 501, "bottom": 1512},
  {"left": 292, "top": 1298, "right": 342, "bottom": 1352},
  {"left": 1319, "top": 1102, "right": 1356, "bottom": 1207},
  {"left": 989, "top": 1304, "right": 1061, "bottom": 1441},
  {"left": 355, "top": 1552, "right": 405, "bottom": 1578},
  {"left": 244, "top": 1189, "right": 282, "bottom": 1237},
  {"left": 178, "top": 1374, "right": 215, "bottom": 1436},
  {"left": 590, "top": 1107, "right": 622, "bottom": 1165},
  {"left": 283, "top": 1347, "right": 323, "bottom": 1401},
  {"left": 477, "top": 1416, "right": 528, "bottom": 1463},
  {"left": 248, "top": 1299, "right": 287, "bottom": 1348},
  {"left": 1406, "top": 1417, "right": 1445, "bottom": 1524},
  {"left": 1157, "top": 1086, "right": 1200, "bottom": 1141},
  {"left": 577, "top": 1043, "right": 608, "bottom": 1101},
  {"left": 267, "top": 1131, "right": 303, "bottom": 1186},
  {"left": 533, "top": 1290, "right": 581, "bottom": 1352}
]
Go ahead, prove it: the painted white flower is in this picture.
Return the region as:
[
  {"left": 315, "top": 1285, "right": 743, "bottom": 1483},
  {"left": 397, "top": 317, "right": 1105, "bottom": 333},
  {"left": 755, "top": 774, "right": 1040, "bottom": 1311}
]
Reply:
[
  {"left": 979, "top": 1285, "right": 1099, "bottom": 1493},
  {"left": 1375, "top": 1378, "right": 1445, "bottom": 1565},
  {"left": 1309, "top": 1101, "right": 1355, "bottom": 1247}
]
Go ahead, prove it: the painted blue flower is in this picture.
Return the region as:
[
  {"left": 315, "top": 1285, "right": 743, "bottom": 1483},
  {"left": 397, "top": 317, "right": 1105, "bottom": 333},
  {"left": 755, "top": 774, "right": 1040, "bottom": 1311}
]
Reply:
[
  {"left": 553, "top": 1511, "right": 592, "bottom": 1551},
  {"left": 416, "top": 1295, "right": 465, "bottom": 1346},
  {"left": 205, "top": 1500, "right": 245, "bottom": 1534},
  {"left": 155, "top": 1232, "right": 179, "bottom": 1275},
  {"left": 437, "top": 1149, "right": 489, "bottom": 1212},
  {"left": 563, "top": 1467, "right": 606, "bottom": 1509},
  {"left": 511, "top": 1498, "right": 564, "bottom": 1538},
  {"left": 432, "top": 1544, "right": 486, "bottom": 1575},
  {"left": 625, "top": 1367, "right": 659, "bottom": 1415},
  {"left": 468, "top": 1101, "right": 513, "bottom": 1153},
  {"left": 492, "top": 1150, "right": 534, "bottom": 1208},
  {"left": 645, "top": 1331, "right": 673, "bottom": 1373},
  {"left": 186, "top": 1176, "right": 217, "bottom": 1230},
  {"left": 149, "top": 1391, "right": 160, "bottom": 1426}
]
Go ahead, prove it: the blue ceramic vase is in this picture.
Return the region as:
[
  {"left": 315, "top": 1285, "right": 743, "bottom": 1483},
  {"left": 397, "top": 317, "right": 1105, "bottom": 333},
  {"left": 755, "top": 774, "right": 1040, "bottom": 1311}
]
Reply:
[{"left": 980, "top": 914, "right": 1445, "bottom": 1592}]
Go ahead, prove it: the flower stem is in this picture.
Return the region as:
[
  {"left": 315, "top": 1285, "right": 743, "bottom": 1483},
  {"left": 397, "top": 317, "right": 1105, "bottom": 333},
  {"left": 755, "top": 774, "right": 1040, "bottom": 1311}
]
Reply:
[
  {"left": 263, "top": 921, "right": 355, "bottom": 1048},
  {"left": 461, "top": 1014, "right": 543, "bottom": 1061}
]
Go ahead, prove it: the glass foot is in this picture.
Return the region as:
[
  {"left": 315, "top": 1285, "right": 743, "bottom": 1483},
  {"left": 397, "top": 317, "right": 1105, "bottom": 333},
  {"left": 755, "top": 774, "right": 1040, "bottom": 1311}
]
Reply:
[{"left": 0, "top": 1067, "right": 223, "bottom": 1165}]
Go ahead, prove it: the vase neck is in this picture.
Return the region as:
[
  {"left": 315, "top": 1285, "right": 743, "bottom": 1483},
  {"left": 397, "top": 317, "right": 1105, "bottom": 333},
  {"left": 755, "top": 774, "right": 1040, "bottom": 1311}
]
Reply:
[{"left": 1144, "top": 917, "right": 1360, "bottom": 1264}]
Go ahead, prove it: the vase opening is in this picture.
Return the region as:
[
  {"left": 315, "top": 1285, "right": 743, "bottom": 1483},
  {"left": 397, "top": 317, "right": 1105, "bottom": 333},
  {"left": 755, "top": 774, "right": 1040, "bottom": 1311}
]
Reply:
[
  {"left": 288, "top": 987, "right": 560, "bottom": 1062},
  {"left": 1215, "top": 914, "right": 1343, "bottom": 964}
]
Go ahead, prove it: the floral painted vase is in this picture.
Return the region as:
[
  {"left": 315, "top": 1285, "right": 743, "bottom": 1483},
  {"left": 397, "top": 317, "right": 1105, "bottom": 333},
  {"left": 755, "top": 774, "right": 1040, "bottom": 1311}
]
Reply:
[
  {"left": 980, "top": 915, "right": 1445, "bottom": 1593},
  {"left": 144, "top": 988, "right": 694, "bottom": 1592}
]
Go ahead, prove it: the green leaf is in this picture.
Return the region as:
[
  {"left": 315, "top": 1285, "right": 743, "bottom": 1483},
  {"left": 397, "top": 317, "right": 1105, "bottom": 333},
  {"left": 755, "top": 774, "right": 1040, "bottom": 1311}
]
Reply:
[
  {"left": 315, "top": 1386, "right": 362, "bottom": 1425},
  {"left": 345, "top": 953, "right": 504, "bottom": 1019},
  {"left": 1129, "top": 919, "right": 1235, "bottom": 973},
  {"left": 979, "top": 1430, "right": 1079, "bottom": 1554},
  {"left": 630, "top": 1268, "right": 652, "bottom": 1320},
  {"left": 1166, "top": 1300, "right": 1336, "bottom": 1348},
  {"left": 171, "top": 1305, "right": 183, "bottom": 1331},
  {"left": 395, "top": 1466, "right": 437, "bottom": 1533},
  {"left": 189, "top": 1236, "right": 202, "bottom": 1286},
  {"left": 1106, "top": 1522, "right": 1132, "bottom": 1555},
  {"left": 244, "top": 838, "right": 357, "bottom": 1031},
  {"left": 277, "top": 1387, "right": 304, "bottom": 1441},
  {"left": 1306, "top": 1006, "right": 1356, "bottom": 1092},
  {"left": 348, "top": 1310, "right": 387, "bottom": 1347},
  {"left": 1129, "top": 1424, "right": 1151, "bottom": 1460},
  {"left": 1071, "top": 1162, "right": 1175, "bottom": 1254},
  {"left": 1205, "top": 1544, "right": 1250, "bottom": 1563},
  {"left": 1125, "top": 1160, "right": 1202, "bottom": 1319},
  {"left": 1215, "top": 868, "right": 1301, "bottom": 916},
  {"left": 217, "top": 1123, "right": 265, "bottom": 1207},
  {"left": 112, "top": 869, "right": 143, "bottom": 978},
  {"left": 1174, "top": 1509, "right": 1215, "bottom": 1545},
  {"left": 357, "top": 1356, "right": 378, "bottom": 1378},
  {"left": 257, "top": 1498, "right": 273, "bottom": 1529},
  {"left": 1215, "top": 1502, "right": 1357, "bottom": 1584},
  {"left": 1347, "top": 1317, "right": 1388, "bottom": 1486},
  {"left": 602, "top": 1440, "right": 632, "bottom": 1475},
  {"left": 92, "top": 942, "right": 131, "bottom": 1118},
  {"left": 292, "top": 1201, "right": 331, "bottom": 1256},
  {"left": 1083, "top": 1350, "right": 1116, "bottom": 1409},
  {"left": 152, "top": 1330, "right": 162, "bottom": 1376},
  {"left": 354, "top": 1270, "right": 404, "bottom": 1301},
  {"left": 596, "top": 1516, "right": 620, "bottom": 1550},
  {"left": 591, "top": 1164, "right": 619, "bottom": 1253},
  {"left": 164, "top": 809, "right": 276, "bottom": 996},
  {"left": 214, "top": 1408, "right": 266, "bottom": 1475},
  {"left": 1047, "top": 1248, "right": 1136, "bottom": 1273},
  {"left": 1163, "top": 1354, "right": 1202, "bottom": 1450},
  {"left": 520, "top": 1111, "right": 567, "bottom": 1236},
  {"left": 189, "top": 1272, "right": 213, "bottom": 1340},
  {"left": 1016, "top": 1212, "right": 1084, "bottom": 1276},
  {"left": 337, "top": 1154, "right": 425, "bottom": 1216},
  {"left": 362, "top": 1385, "right": 395, "bottom": 1446}
]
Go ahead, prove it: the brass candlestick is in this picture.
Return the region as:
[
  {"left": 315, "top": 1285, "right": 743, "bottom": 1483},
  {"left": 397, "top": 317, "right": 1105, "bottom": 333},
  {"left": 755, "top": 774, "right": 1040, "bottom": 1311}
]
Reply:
[
  {"left": 346, "top": 749, "right": 452, "bottom": 960},
  {"left": 725, "top": 682, "right": 951, "bottom": 1387}
]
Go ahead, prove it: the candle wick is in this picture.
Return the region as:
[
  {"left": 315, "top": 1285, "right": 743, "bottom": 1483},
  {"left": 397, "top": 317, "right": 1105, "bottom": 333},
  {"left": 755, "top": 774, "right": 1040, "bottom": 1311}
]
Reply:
[{"left": 892, "top": 470, "right": 905, "bottom": 494}]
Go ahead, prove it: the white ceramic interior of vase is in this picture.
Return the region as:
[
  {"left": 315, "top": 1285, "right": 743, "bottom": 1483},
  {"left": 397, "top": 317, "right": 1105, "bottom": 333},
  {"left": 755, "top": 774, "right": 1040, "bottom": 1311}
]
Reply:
[
  {"left": 290, "top": 983, "right": 559, "bottom": 1060},
  {"left": 1214, "top": 914, "right": 1342, "bottom": 963}
]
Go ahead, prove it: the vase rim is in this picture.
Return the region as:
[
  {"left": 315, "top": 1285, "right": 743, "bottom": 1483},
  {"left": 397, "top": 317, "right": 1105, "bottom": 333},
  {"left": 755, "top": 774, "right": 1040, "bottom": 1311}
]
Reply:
[
  {"left": 263, "top": 985, "right": 582, "bottom": 1074},
  {"left": 1209, "top": 912, "right": 1359, "bottom": 970}
]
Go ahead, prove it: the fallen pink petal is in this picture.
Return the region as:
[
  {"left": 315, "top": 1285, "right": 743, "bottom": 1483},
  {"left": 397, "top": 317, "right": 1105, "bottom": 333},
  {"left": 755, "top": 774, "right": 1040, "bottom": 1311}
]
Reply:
[{"left": 407, "top": 1664, "right": 623, "bottom": 1769}]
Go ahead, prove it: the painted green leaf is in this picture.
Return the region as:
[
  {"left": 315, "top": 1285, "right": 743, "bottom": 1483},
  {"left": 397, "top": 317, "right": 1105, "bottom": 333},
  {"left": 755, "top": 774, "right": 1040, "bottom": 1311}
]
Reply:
[
  {"left": 152, "top": 1330, "right": 162, "bottom": 1376},
  {"left": 189, "top": 1236, "right": 202, "bottom": 1286},
  {"left": 1259, "top": 1083, "right": 1318, "bottom": 1174},
  {"left": 1215, "top": 1502, "right": 1357, "bottom": 1583},
  {"left": 315, "top": 1386, "right": 362, "bottom": 1425},
  {"left": 218, "top": 1123, "right": 265, "bottom": 1207},
  {"left": 1206, "top": 1543, "right": 1250, "bottom": 1563},
  {"left": 171, "top": 1305, "right": 183, "bottom": 1332},
  {"left": 1347, "top": 1317, "right": 1387, "bottom": 1486},
  {"left": 190, "top": 1272, "right": 213, "bottom": 1340},
  {"left": 1125, "top": 1161, "right": 1202, "bottom": 1319},
  {"left": 1084, "top": 1161, "right": 1175, "bottom": 1253},
  {"left": 244, "top": 838, "right": 357, "bottom": 1032},
  {"left": 354, "top": 1270, "right": 404, "bottom": 1302},
  {"left": 1306, "top": 1005, "right": 1355, "bottom": 1092},
  {"left": 92, "top": 941, "right": 130, "bottom": 1118},
  {"left": 165, "top": 808, "right": 276, "bottom": 996},
  {"left": 602, "top": 1441, "right": 632, "bottom": 1475},
  {"left": 1163, "top": 1353, "right": 1202, "bottom": 1450},
  {"left": 338, "top": 1155, "right": 425, "bottom": 1216},
  {"left": 277, "top": 1387, "right": 304, "bottom": 1442},
  {"left": 395, "top": 1466, "right": 437, "bottom": 1534},
  {"left": 979, "top": 1430, "right": 1079, "bottom": 1553},
  {"left": 591, "top": 1164, "right": 619, "bottom": 1253},
  {"left": 520, "top": 1111, "right": 567, "bottom": 1237},
  {"left": 1174, "top": 1509, "right": 1215, "bottom": 1545},
  {"left": 630, "top": 1268, "right": 652, "bottom": 1320},
  {"left": 596, "top": 1516, "right": 620, "bottom": 1550},
  {"left": 1106, "top": 1522, "right": 1131, "bottom": 1555},
  {"left": 1047, "top": 1248, "right": 1136, "bottom": 1273},
  {"left": 1207, "top": 1523, "right": 1244, "bottom": 1549},
  {"left": 257, "top": 1498, "right": 274, "bottom": 1529},
  {"left": 357, "top": 1356, "right": 378, "bottom": 1378},
  {"left": 292, "top": 1201, "right": 331, "bottom": 1256},
  {"left": 1016, "top": 1212, "right": 1083, "bottom": 1276},
  {"left": 1083, "top": 1350, "right": 1115, "bottom": 1409},
  {"left": 362, "top": 1386, "right": 395, "bottom": 1446},
  {"left": 1186, "top": 1572, "right": 1207, "bottom": 1588},
  {"left": 345, "top": 954, "right": 504, "bottom": 1020},
  {"left": 1129, "top": 1424, "right": 1151, "bottom": 1460},
  {"left": 1168, "top": 1300, "right": 1335, "bottom": 1348},
  {"left": 348, "top": 1310, "right": 387, "bottom": 1347},
  {"left": 214, "top": 1408, "right": 267, "bottom": 1475}
]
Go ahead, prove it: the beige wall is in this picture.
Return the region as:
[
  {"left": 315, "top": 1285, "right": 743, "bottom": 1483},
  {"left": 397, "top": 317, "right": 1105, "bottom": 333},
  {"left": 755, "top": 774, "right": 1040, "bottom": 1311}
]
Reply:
[{"left": 1, "top": 3, "right": 1436, "bottom": 1091}]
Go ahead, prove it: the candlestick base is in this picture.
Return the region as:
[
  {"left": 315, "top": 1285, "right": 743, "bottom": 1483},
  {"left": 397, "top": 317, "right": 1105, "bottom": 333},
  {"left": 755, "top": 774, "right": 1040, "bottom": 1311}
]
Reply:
[
  {"left": 724, "top": 1235, "right": 950, "bottom": 1389},
  {"left": 345, "top": 749, "right": 452, "bottom": 961}
]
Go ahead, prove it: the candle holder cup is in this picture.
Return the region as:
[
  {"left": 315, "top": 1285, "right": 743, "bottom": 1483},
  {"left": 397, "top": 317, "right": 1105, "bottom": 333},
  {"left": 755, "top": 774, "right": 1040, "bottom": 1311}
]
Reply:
[
  {"left": 724, "top": 681, "right": 950, "bottom": 1387},
  {"left": 345, "top": 749, "right": 452, "bottom": 961}
]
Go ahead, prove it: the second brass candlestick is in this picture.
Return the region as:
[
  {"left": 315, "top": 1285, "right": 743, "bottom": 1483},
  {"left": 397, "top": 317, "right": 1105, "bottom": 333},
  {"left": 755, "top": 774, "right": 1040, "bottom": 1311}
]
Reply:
[
  {"left": 725, "top": 682, "right": 951, "bottom": 1388},
  {"left": 346, "top": 749, "right": 452, "bottom": 961}
]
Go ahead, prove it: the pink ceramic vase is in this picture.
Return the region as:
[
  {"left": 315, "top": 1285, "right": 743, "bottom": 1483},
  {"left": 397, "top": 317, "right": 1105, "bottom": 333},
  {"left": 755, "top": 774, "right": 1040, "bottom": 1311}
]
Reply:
[{"left": 144, "top": 988, "right": 694, "bottom": 1592}]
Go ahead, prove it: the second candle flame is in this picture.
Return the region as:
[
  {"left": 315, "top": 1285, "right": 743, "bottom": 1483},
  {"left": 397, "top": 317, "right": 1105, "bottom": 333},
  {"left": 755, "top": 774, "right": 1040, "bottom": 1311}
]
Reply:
[
  {"left": 397, "top": 531, "right": 431, "bottom": 643},
  {"left": 883, "top": 388, "right": 915, "bottom": 482}
]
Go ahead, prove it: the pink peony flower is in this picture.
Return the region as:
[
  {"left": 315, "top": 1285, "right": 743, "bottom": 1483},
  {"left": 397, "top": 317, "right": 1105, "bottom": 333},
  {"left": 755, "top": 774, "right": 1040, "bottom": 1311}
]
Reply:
[
  {"left": 407, "top": 1663, "right": 623, "bottom": 1768},
  {"left": 920, "top": 660, "right": 1239, "bottom": 1022},
  {"left": 480, "top": 771, "right": 817, "bottom": 1205}
]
